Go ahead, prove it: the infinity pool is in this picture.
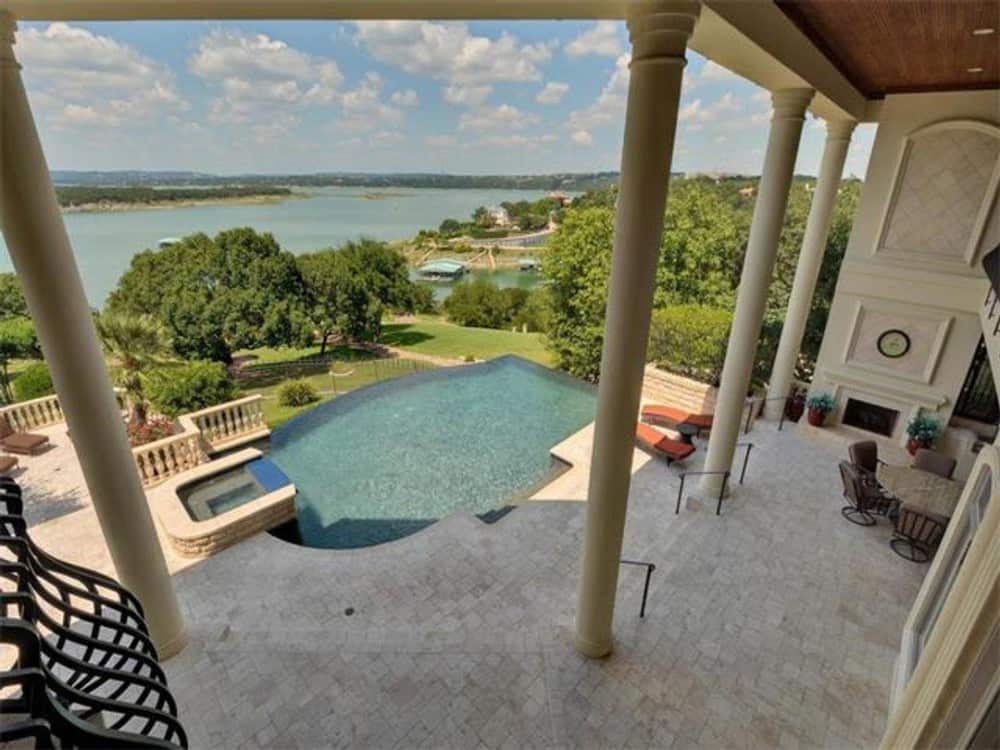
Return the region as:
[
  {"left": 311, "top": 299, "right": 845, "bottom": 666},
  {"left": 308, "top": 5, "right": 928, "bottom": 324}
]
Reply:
[{"left": 268, "top": 356, "right": 595, "bottom": 549}]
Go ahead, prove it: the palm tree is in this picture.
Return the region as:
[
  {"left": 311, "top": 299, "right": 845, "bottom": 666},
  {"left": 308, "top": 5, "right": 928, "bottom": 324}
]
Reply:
[{"left": 95, "top": 312, "right": 175, "bottom": 425}]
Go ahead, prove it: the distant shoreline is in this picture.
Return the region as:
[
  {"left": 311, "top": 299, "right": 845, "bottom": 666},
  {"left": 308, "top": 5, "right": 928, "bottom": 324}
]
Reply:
[{"left": 60, "top": 193, "right": 297, "bottom": 214}]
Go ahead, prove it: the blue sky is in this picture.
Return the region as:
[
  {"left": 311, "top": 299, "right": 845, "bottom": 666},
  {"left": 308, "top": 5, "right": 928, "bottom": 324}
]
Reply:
[{"left": 16, "top": 20, "right": 875, "bottom": 177}]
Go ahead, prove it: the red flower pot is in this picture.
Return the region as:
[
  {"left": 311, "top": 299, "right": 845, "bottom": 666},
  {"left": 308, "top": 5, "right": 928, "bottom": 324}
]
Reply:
[
  {"left": 907, "top": 438, "right": 923, "bottom": 456},
  {"left": 807, "top": 407, "right": 826, "bottom": 427}
]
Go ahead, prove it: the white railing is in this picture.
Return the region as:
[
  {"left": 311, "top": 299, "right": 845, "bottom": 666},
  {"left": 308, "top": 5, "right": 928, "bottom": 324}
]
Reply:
[
  {"left": 180, "top": 395, "right": 268, "bottom": 451},
  {"left": 132, "top": 430, "right": 206, "bottom": 487},
  {"left": 0, "top": 394, "right": 65, "bottom": 431}
]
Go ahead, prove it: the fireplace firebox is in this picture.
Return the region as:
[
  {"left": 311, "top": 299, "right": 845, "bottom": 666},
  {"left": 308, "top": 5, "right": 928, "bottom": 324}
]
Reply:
[{"left": 842, "top": 398, "right": 899, "bottom": 437}]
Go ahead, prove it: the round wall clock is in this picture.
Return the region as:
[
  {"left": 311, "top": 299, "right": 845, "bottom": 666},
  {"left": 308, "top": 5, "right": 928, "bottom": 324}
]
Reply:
[{"left": 877, "top": 329, "right": 911, "bottom": 359}]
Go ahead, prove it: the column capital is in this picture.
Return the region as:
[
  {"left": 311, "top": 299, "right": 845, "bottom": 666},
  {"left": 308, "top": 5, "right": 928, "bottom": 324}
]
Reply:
[
  {"left": 825, "top": 118, "right": 858, "bottom": 142},
  {"left": 627, "top": 1, "right": 700, "bottom": 63},
  {"left": 0, "top": 11, "right": 18, "bottom": 69},
  {"left": 770, "top": 88, "right": 814, "bottom": 121}
]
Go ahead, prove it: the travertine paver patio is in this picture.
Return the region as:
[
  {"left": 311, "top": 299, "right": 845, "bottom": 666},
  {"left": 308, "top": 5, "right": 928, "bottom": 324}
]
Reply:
[{"left": 15, "top": 421, "right": 927, "bottom": 748}]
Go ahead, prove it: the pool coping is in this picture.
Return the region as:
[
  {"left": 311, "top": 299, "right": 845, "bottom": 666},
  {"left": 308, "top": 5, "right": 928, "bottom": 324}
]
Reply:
[{"left": 147, "top": 448, "right": 296, "bottom": 558}]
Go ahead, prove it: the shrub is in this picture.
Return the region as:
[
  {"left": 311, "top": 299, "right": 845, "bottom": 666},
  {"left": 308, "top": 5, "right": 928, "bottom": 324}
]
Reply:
[
  {"left": 806, "top": 393, "right": 835, "bottom": 414},
  {"left": 126, "top": 414, "right": 176, "bottom": 447},
  {"left": 647, "top": 305, "right": 732, "bottom": 385},
  {"left": 411, "top": 283, "right": 438, "bottom": 314},
  {"left": 12, "top": 363, "right": 53, "bottom": 401},
  {"left": 147, "top": 360, "right": 235, "bottom": 417},
  {"left": 444, "top": 279, "right": 533, "bottom": 330},
  {"left": 906, "top": 413, "right": 941, "bottom": 447},
  {"left": 278, "top": 379, "right": 319, "bottom": 407}
]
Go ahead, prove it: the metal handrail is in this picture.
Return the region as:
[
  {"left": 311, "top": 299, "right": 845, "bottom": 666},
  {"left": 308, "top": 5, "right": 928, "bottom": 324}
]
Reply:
[
  {"left": 619, "top": 559, "right": 656, "bottom": 618},
  {"left": 675, "top": 441, "right": 753, "bottom": 516},
  {"left": 744, "top": 395, "right": 790, "bottom": 433}
]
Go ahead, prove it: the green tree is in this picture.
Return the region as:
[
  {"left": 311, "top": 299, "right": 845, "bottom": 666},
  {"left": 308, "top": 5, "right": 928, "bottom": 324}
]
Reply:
[
  {"left": 543, "top": 179, "right": 858, "bottom": 385},
  {"left": 108, "top": 228, "right": 312, "bottom": 362},
  {"left": 542, "top": 207, "right": 616, "bottom": 379},
  {"left": 298, "top": 250, "right": 381, "bottom": 352},
  {"left": 95, "top": 311, "right": 176, "bottom": 425},
  {"left": 0, "top": 274, "right": 28, "bottom": 319},
  {"left": 0, "top": 318, "right": 38, "bottom": 404},
  {"left": 443, "top": 279, "right": 530, "bottom": 330},
  {"left": 147, "top": 361, "right": 235, "bottom": 417}
]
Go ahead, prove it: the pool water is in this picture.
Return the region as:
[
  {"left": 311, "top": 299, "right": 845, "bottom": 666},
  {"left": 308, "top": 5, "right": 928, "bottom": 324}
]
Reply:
[{"left": 268, "top": 356, "right": 596, "bottom": 549}]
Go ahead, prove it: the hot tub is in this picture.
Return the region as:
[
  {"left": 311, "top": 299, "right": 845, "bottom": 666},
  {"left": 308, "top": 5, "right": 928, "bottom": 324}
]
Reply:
[{"left": 149, "top": 448, "right": 296, "bottom": 558}]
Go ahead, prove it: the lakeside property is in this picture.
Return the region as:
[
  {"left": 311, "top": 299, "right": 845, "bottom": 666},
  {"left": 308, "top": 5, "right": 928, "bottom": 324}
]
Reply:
[{"left": 0, "top": 186, "right": 552, "bottom": 305}]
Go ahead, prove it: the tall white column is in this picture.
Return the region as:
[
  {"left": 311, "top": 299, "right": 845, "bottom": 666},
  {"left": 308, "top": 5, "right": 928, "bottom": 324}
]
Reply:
[
  {"left": 0, "top": 13, "right": 186, "bottom": 657},
  {"left": 764, "top": 119, "right": 856, "bottom": 420},
  {"left": 575, "top": 0, "right": 699, "bottom": 659},
  {"left": 700, "top": 88, "right": 813, "bottom": 496}
]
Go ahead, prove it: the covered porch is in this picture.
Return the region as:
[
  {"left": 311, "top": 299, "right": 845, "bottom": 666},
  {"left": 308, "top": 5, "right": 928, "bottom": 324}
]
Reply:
[{"left": 1, "top": 1, "right": 998, "bottom": 747}]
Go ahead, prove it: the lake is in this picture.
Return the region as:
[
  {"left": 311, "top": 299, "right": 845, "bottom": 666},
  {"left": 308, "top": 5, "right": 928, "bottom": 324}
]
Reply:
[{"left": 0, "top": 186, "right": 549, "bottom": 307}]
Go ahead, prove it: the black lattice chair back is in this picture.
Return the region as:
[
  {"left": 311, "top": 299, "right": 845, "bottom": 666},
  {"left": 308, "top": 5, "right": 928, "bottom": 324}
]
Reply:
[{"left": 0, "top": 478, "right": 187, "bottom": 748}]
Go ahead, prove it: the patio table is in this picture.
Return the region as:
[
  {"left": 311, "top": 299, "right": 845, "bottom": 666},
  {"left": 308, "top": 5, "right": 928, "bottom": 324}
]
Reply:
[{"left": 877, "top": 463, "right": 963, "bottom": 518}]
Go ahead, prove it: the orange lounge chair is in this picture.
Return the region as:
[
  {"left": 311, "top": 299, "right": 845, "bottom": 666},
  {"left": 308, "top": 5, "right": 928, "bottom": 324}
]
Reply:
[
  {"left": 641, "top": 404, "right": 713, "bottom": 432},
  {"left": 636, "top": 422, "right": 695, "bottom": 465},
  {"left": 0, "top": 415, "right": 49, "bottom": 455}
]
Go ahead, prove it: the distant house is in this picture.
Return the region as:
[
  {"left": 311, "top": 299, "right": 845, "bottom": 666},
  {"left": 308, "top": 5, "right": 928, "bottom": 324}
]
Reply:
[
  {"left": 417, "top": 259, "right": 466, "bottom": 280},
  {"left": 547, "top": 191, "right": 573, "bottom": 206},
  {"left": 738, "top": 186, "right": 755, "bottom": 198},
  {"left": 487, "top": 206, "right": 511, "bottom": 227}
]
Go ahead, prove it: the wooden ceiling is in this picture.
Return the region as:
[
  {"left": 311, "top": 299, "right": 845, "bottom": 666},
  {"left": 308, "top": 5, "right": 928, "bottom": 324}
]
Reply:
[{"left": 776, "top": 0, "right": 1000, "bottom": 98}]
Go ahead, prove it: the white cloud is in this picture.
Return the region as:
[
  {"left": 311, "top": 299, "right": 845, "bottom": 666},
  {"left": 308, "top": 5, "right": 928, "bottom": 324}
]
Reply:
[
  {"left": 565, "top": 21, "right": 624, "bottom": 58},
  {"left": 476, "top": 133, "right": 558, "bottom": 150},
  {"left": 17, "top": 23, "right": 186, "bottom": 128},
  {"left": 571, "top": 129, "right": 594, "bottom": 146},
  {"left": 370, "top": 130, "right": 404, "bottom": 147},
  {"left": 536, "top": 81, "right": 569, "bottom": 105},
  {"left": 355, "top": 21, "right": 553, "bottom": 86},
  {"left": 568, "top": 53, "right": 629, "bottom": 131},
  {"left": 679, "top": 92, "right": 740, "bottom": 125},
  {"left": 458, "top": 104, "right": 539, "bottom": 132},
  {"left": 425, "top": 134, "right": 458, "bottom": 148},
  {"left": 190, "top": 29, "right": 343, "bottom": 128},
  {"left": 390, "top": 89, "right": 419, "bottom": 107},
  {"left": 442, "top": 84, "right": 493, "bottom": 106},
  {"left": 336, "top": 72, "right": 404, "bottom": 132},
  {"left": 700, "top": 60, "right": 740, "bottom": 82}
]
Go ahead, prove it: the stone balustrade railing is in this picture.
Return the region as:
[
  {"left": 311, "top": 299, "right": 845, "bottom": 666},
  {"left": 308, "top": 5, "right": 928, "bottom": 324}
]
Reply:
[
  {"left": 132, "top": 430, "right": 207, "bottom": 487},
  {"left": 179, "top": 395, "right": 268, "bottom": 451},
  {"left": 0, "top": 394, "right": 65, "bottom": 431}
]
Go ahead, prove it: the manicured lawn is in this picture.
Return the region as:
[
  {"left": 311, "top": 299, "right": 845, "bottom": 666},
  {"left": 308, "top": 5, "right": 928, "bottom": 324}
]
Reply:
[
  {"left": 235, "top": 355, "right": 435, "bottom": 429},
  {"left": 382, "top": 317, "right": 554, "bottom": 366}
]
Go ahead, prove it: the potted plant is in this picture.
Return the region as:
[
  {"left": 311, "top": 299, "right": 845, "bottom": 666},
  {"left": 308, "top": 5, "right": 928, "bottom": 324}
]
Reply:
[
  {"left": 785, "top": 388, "right": 806, "bottom": 423},
  {"left": 905, "top": 413, "right": 941, "bottom": 455},
  {"left": 805, "top": 393, "right": 835, "bottom": 426}
]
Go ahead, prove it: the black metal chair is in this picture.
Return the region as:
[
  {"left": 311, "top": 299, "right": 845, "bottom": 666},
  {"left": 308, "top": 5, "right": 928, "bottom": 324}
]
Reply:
[
  {"left": 838, "top": 461, "right": 896, "bottom": 526},
  {"left": 0, "top": 477, "right": 187, "bottom": 748},
  {"left": 891, "top": 505, "right": 948, "bottom": 563}
]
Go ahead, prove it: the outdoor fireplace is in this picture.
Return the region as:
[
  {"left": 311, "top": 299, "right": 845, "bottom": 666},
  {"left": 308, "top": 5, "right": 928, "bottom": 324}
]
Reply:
[{"left": 842, "top": 398, "right": 899, "bottom": 437}]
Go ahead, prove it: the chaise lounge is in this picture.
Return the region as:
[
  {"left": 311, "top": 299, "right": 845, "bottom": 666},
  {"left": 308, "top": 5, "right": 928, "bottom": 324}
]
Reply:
[
  {"left": 0, "top": 455, "right": 18, "bottom": 475},
  {"left": 0, "top": 415, "right": 49, "bottom": 455},
  {"left": 636, "top": 422, "right": 695, "bottom": 465},
  {"left": 641, "top": 404, "right": 714, "bottom": 434}
]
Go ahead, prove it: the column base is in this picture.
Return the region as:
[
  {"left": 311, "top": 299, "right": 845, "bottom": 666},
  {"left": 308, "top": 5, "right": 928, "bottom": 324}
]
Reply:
[
  {"left": 574, "top": 631, "right": 613, "bottom": 659},
  {"left": 699, "top": 472, "right": 732, "bottom": 498},
  {"left": 155, "top": 626, "right": 189, "bottom": 660},
  {"left": 763, "top": 399, "right": 786, "bottom": 422}
]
